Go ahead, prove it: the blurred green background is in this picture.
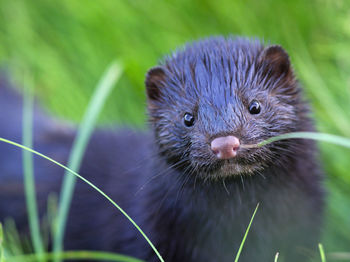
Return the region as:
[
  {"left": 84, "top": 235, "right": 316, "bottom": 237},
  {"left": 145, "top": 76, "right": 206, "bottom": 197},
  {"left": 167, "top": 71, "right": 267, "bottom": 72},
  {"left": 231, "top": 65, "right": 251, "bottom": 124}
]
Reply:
[{"left": 0, "top": 0, "right": 349, "bottom": 254}]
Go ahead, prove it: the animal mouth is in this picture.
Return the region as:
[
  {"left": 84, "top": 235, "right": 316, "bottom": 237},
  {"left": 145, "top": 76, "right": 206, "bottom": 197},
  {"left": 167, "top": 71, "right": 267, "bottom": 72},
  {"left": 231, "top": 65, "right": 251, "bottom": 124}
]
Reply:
[
  {"left": 190, "top": 147, "right": 265, "bottom": 178},
  {"left": 199, "top": 159, "right": 263, "bottom": 179}
]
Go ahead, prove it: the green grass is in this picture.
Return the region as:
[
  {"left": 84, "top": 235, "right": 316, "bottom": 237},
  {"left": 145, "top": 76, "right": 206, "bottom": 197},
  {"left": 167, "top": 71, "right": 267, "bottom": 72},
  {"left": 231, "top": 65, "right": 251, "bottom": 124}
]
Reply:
[
  {"left": 0, "top": 137, "right": 163, "bottom": 262},
  {"left": 1, "top": 61, "right": 163, "bottom": 262},
  {"left": 241, "top": 132, "right": 350, "bottom": 149},
  {"left": 53, "top": 61, "right": 123, "bottom": 261},
  {"left": 1, "top": 0, "right": 350, "bottom": 259},
  {"left": 22, "top": 75, "right": 45, "bottom": 262},
  {"left": 7, "top": 250, "right": 144, "bottom": 262},
  {"left": 319, "top": 243, "right": 326, "bottom": 262},
  {"left": 234, "top": 203, "right": 259, "bottom": 262},
  {"left": 0, "top": 224, "right": 4, "bottom": 262}
]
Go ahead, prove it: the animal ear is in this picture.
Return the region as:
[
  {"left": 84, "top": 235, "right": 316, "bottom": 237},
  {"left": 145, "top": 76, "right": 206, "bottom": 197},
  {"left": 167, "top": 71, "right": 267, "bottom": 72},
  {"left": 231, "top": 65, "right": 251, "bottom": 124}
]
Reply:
[
  {"left": 145, "top": 66, "right": 166, "bottom": 101},
  {"left": 259, "top": 45, "right": 292, "bottom": 79}
]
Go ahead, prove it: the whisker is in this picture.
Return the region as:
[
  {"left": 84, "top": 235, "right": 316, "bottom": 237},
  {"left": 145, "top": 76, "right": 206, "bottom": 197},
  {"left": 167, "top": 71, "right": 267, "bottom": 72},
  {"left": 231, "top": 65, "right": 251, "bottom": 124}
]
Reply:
[
  {"left": 134, "top": 158, "right": 188, "bottom": 196},
  {"left": 222, "top": 179, "right": 230, "bottom": 195}
]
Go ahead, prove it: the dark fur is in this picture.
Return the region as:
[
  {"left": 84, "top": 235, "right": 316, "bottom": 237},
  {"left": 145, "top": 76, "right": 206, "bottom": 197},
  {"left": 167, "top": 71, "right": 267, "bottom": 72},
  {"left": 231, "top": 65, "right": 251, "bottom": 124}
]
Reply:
[{"left": 0, "top": 37, "right": 324, "bottom": 262}]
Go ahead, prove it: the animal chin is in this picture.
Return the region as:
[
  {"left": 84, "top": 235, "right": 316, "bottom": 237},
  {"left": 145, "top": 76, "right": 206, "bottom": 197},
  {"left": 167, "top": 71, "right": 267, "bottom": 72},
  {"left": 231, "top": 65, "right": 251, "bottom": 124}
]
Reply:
[{"left": 210, "top": 162, "right": 264, "bottom": 178}]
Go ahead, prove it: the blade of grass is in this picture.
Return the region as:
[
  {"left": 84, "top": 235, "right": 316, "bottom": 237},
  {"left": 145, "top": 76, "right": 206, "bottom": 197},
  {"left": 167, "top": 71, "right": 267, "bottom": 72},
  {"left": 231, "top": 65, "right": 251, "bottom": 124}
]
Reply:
[
  {"left": 274, "top": 252, "right": 279, "bottom": 262},
  {"left": 259, "top": 132, "right": 350, "bottom": 148},
  {"left": 53, "top": 61, "right": 123, "bottom": 261},
  {"left": 22, "top": 77, "right": 45, "bottom": 261},
  {"left": 7, "top": 250, "right": 144, "bottom": 262},
  {"left": 319, "top": 243, "right": 326, "bottom": 262},
  {"left": 241, "top": 132, "right": 350, "bottom": 149},
  {"left": 3, "top": 219, "right": 23, "bottom": 256},
  {"left": 0, "top": 223, "right": 4, "bottom": 262},
  {"left": 0, "top": 137, "right": 164, "bottom": 262},
  {"left": 47, "top": 193, "right": 58, "bottom": 252},
  {"left": 234, "top": 203, "right": 259, "bottom": 262}
]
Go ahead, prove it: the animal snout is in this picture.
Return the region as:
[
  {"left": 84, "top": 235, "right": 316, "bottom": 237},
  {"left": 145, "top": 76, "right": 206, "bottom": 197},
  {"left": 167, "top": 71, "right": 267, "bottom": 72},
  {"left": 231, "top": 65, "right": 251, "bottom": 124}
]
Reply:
[{"left": 211, "top": 136, "right": 240, "bottom": 159}]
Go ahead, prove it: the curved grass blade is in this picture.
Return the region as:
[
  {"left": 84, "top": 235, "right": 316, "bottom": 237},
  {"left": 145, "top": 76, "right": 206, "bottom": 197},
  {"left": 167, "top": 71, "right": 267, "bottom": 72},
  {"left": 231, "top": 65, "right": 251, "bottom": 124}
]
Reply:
[
  {"left": 241, "top": 132, "right": 350, "bottom": 149},
  {"left": 274, "top": 252, "right": 279, "bottom": 262},
  {"left": 234, "top": 203, "right": 259, "bottom": 262},
  {"left": 22, "top": 78, "right": 45, "bottom": 262},
  {"left": 7, "top": 250, "right": 144, "bottom": 262},
  {"left": 0, "top": 137, "right": 164, "bottom": 262},
  {"left": 53, "top": 61, "right": 123, "bottom": 261}
]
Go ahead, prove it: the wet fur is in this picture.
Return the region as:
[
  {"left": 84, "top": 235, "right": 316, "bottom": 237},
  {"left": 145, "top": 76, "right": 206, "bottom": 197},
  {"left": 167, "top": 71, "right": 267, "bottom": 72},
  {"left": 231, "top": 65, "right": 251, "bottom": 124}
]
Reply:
[{"left": 0, "top": 37, "right": 324, "bottom": 262}]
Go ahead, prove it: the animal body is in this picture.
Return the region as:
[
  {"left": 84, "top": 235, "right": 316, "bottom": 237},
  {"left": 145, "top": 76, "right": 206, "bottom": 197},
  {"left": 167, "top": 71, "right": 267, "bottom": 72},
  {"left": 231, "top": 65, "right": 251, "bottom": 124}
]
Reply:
[{"left": 0, "top": 37, "right": 324, "bottom": 262}]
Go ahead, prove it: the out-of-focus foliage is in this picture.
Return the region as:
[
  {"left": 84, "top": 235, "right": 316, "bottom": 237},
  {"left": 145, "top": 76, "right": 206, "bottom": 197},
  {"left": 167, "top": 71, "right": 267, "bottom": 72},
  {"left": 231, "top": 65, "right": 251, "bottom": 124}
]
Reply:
[{"left": 0, "top": 0, "right": 350, "bottom": 251}]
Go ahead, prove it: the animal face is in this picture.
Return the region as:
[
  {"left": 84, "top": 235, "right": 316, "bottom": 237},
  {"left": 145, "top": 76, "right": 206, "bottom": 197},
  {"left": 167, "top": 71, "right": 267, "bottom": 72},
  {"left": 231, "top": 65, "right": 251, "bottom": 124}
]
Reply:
[{"left": 145, "top": 37, "right": 308, "bottom": 179}]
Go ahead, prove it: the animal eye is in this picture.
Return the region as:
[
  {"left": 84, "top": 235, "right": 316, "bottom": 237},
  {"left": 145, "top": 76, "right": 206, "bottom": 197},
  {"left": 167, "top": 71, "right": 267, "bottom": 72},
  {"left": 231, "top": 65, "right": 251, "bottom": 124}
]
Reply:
[
  {"left": 183, "top": 113, "right": 195, "bottom": 127},
  {"left": 248, "top": 100, "right": 261, "bottom": 114}
]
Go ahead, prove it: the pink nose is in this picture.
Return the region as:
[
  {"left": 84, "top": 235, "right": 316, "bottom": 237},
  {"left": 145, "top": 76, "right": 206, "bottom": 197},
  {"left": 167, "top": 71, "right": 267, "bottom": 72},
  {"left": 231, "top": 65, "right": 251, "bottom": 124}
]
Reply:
[{"left": 211, "top": 136, "right": 240, "bottom": 159}]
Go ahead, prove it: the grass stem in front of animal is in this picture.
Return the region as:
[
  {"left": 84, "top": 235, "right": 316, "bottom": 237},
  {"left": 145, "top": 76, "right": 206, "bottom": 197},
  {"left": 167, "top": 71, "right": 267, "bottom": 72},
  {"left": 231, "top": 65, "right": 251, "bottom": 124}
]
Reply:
[
  {"left": 0, "top": 224, "right": 4, "bottom": 262},
  {"left": 5, "top": 250, "right": 144, "bottom": 262},
  {"left": 319, "top": 243, "right": 326, "bottom": 262},
  {"left": 22, "top": 75, "right": 45, "bottom": 262},
  {"left": 53, "top": 61, "right": 123, "bottom": 262},
  {"left": 234, "top": 203, "right": 259, "bottom": 262},
  {"left": 240, "top": 132, "right": 350, "bottom": 149},
  {"left": 0, "top": 137, "right": 164, "bottom": 262}
]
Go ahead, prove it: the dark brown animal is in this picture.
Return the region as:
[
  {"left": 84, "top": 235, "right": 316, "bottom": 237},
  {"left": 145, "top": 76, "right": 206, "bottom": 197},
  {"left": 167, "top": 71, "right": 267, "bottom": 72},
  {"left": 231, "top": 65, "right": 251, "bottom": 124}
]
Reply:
[{"left": 0, "top": 37, "right": 324, "bottom": 262}]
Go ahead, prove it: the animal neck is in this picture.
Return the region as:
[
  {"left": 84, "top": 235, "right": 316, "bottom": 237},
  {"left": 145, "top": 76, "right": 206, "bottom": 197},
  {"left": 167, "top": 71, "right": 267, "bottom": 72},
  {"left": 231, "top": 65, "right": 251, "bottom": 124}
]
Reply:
[{"left": 142, "top": 161, "right": 289, "bottom": 261}]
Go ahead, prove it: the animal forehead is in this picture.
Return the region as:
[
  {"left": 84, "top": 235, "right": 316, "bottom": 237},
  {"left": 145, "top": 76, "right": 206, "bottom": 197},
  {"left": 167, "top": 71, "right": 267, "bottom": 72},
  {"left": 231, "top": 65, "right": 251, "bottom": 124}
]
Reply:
[
  {"left": 165, "top": 37, "right": 264, "bottom": 73},
  {"left": 164, "top": 38, "right": 264, "bottom": 97}
]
